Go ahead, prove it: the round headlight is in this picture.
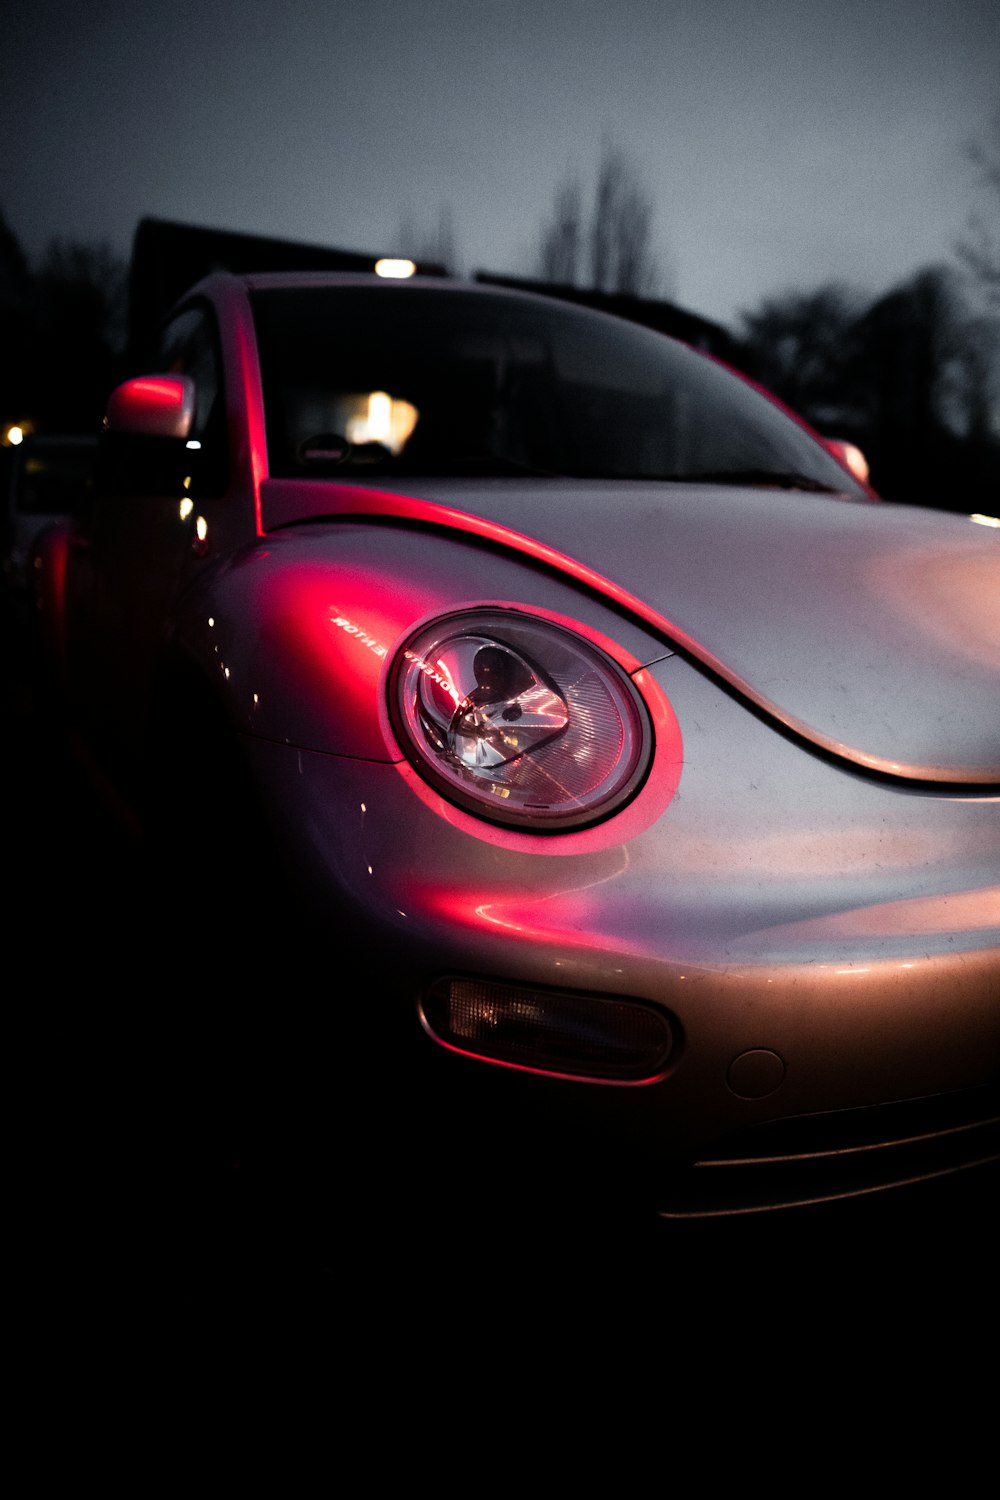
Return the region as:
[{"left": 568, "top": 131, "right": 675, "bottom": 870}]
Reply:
[{"left": 390, "top": 610, "right": 653, "bottom": 830}]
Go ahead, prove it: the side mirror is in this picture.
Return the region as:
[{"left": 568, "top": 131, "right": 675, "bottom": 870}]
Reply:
[
  {"left": 104, "top": 375, "right": 196, "bottom": 440},
  {"left": 99, "top": 375, "right": 198, "bottom": 496}
]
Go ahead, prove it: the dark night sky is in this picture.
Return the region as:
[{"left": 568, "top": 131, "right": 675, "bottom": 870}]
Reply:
[{"left": 2, "top": 0, "right": 998, "bottom": 328}]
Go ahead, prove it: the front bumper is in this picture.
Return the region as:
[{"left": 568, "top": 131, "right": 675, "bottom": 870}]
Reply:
[{"left": 240, "top": 651, "right": 1000, "bottom": 1199}]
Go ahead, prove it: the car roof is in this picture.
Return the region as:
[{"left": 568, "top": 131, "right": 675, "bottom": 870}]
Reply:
[{"left": 229, "top": 270, "right": 572, "bottom": 306}]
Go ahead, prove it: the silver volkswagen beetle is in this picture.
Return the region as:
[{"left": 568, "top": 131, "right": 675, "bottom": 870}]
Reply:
[{"left": 40, "top": 272, "right": 999, "bottom": 1220}]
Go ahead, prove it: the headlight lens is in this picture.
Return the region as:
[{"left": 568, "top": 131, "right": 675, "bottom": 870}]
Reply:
[{"left": 391, "top": 610, "right": 652, "bottom": 829}]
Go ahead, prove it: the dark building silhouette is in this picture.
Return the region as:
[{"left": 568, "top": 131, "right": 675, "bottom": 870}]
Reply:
[{"left": 126, "top": 217, "right": 448, "bottom": 362}]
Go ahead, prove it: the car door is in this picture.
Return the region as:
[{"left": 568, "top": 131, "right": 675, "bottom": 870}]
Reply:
[{"left": 64, "top": 301, "right": 232, "bottom": 768}]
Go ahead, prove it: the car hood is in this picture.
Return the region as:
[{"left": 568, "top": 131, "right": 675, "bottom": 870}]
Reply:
[{"left": 259, "top": 476, "right": 1000, "bottom": 783}]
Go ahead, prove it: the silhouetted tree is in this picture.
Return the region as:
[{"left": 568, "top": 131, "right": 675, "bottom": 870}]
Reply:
[
  {"left": 856, "top": 264, "right": 999, "bottom": 502},
  {"left": 858, "top": 266, "right": 967, "bottom": 436},
  {"left": 0, "top": 206, "right": 29, "bottom": 292},
  {"left": 0, "top": 208, "right": 39, "bottom": 429},
  {"left": 0, "top": 212, "right": 128, "bottom": 434},
  {"left": 956, "top": 110, "right": 1000, "bottom": 311},
  {"left": 738, "top": 263, "right": 999, "bottom": 508},
  {"left": 28, "top": 239, "right": 126, "bottom": 431},
  {"left": 536, "top": 139, "right": 668, "bottom": 298},
  {"left": 589, "top": 139, "right": 659, "bottom": 296},
  {"left": 739, "top": 283, "right": 866, "bottom": 432},
  {"left": 396, "top": 205, "right": 461, "bottom": 275},
  {"left": 537, "top": 174, "right": 583, "bottom": 286}
]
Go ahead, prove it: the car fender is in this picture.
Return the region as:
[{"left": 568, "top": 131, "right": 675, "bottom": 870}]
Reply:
[{"left": 167, "top": 519, "right": 673, "bottom": 763}]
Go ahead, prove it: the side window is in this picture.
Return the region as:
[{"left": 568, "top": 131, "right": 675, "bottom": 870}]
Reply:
[{"left": 156, "top": 306, "right": 229, "bottom": 496}]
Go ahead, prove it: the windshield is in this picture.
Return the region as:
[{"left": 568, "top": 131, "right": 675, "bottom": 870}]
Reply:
[{"left": 251, "top": 284, "right": 861, "bottom": 492}]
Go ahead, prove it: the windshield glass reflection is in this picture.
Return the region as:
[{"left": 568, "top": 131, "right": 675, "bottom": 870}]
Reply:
[{"left": 252, "top": 284, "right": 860, "bottom": 492}]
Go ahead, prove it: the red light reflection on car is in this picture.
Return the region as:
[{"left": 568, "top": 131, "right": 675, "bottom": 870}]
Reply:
[
  {"left": 417, "top": 879, "right": 661, "bottom": 960},
  {"left": 105, "top": 376, "right": 192, "bottom": 437}
]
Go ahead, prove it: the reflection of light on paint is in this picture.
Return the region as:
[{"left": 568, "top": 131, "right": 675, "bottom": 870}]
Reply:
[
  {"left": 179, "top": 497, "right": 193, "bottom": 520},
  {"left": 426, "top": 859, "right": 660, "bottom": 957},
  {"left": 330, "top": 610, "right": 389, "bottom": 659},
  {"left": 474, "top": 905, "right": 524, "bottom": 932},
  {"left": 208, "top": 617, "right": 215, "bottom": 627},
  {"left": 970, "top": 513, "right": 1000, "bottom": 528},
  {"left": 195, "top": 516, "right": 208, "bottom": 541},
  {"left": 403, "top": 647, "right": 454, "bottom": 695},
  {"left": 836, "top": 967, "right": 871, "bottom": 975},
  {"left": 435, "top": 658, "right": 460, "bottom": 706},
  {"left": 185, "top": 439, "right": 202, "bottom": 450}
]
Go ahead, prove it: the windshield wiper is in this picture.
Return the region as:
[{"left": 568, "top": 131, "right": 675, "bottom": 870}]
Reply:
[
  {"left": 674, "top": 468, "right": 843, "bottom": 493},
  {"left": 402, "top": 454, "right": 563, "bottom": 479}
]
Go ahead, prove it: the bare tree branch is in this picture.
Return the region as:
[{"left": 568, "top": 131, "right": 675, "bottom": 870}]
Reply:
[
  {"left": 535, "top": 139, "right": 667, "bottom": 298},
  {"left": 956, "top": 111, "right": 1000, "bottom": 310},
  {"left": 589, "top": 140, "right": 658, "bottom": 297},
  {"left": 537, "top": 174, "right": 583, "bottom": 286},
  {"left": 397, "top": 205, "right": 461, "bottom": 275}
]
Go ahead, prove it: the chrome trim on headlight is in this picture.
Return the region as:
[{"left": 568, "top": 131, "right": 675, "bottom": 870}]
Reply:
[{"left": 390, "top": 609, "right": 653, "bottom": 830}]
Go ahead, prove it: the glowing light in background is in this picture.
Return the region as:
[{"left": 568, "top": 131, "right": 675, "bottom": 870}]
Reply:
[
  {"left": 343, "top": 391, "right": 419, "bottom": 453},
  {"left": 374, "top": 258, "right": 416, "bottom": 279},
  {"left": 368, "top": 390, "right": 391, "bottom": 443}
]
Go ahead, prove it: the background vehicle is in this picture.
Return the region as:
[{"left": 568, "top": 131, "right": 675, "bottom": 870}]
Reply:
[{"left": 2, "top": 434, "right": 97, "bottom": 597}]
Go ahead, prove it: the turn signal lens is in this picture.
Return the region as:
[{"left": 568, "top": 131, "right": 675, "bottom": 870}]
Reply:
[
  {"left": 391, "top": 610, "right": 652, "bottom": 829},
  {"left": 421, "top": 976, "right": 674, "bottom": 1081}
]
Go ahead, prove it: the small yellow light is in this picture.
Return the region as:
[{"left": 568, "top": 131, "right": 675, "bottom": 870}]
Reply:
[
  {"left": 6, "top": 424, "right": 24, "bottom": 446},
  {"left": 374, "top": 257, "right": 416, "bottom": 279},
  {"left": 970, "top": 513, "right": 1000, "bottom": 528},
  {"left": 179, "top": 497, "right": 194, "bottom": 520},
  {"left": 195, "top": 516, "right": 208, "bottom": 542}
]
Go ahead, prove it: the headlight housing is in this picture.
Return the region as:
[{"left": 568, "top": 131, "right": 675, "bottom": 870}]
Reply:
[{"left": 390, "top": 610, "right": 652, "bottom": 830}]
